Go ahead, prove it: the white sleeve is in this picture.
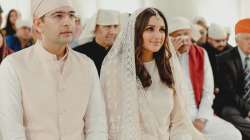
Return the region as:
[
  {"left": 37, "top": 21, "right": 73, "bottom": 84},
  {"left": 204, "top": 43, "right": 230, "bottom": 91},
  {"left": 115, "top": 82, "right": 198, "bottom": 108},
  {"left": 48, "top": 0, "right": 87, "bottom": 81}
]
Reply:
[
  {"left": 196, "top": 51, "right": 215, "bottom": 121},
  {"left": 0, "top": 58, "right": 26, "bottom": 140},
  {"left": 84, "top": 62, "right": 108, "bottom": 140}
]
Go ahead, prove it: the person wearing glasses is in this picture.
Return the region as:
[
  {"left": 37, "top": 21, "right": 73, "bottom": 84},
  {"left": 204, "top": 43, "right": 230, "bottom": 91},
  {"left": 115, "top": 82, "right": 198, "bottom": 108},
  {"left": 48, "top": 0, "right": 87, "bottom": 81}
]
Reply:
[{"left": 0, "top": 0, "right": 108, "bottom": 140}]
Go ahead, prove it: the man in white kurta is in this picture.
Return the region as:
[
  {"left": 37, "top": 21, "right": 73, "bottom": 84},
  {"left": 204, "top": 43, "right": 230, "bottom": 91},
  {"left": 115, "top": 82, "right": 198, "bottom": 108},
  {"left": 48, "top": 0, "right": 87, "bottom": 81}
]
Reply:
[
  {"left": 168, "top": 17, "right": 242, "bottom": 140},
  {"left": 0, "top": 0, "right": 108, "bottom": 140}
]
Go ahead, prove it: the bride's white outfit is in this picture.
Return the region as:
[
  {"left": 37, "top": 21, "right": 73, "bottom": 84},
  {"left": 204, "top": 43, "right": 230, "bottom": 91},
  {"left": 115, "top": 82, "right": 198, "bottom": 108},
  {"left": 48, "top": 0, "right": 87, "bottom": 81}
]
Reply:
[
  {"left": 139, "top": 60, "right": 191, "bottom": 140},
  {"left": 100, "top": 8, "right": 207, "bottom": 140}
]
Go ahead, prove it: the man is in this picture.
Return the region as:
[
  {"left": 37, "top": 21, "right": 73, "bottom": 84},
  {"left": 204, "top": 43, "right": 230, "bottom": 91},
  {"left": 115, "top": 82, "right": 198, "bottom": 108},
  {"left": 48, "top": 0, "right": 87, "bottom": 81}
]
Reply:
[
  {"left": 214, "top": 18, "right": 250, "bottom": 140},
  {"left": 202, "top": 23, "right": 232, "bottom": 94},
  {"left": 169, "top": 17, "right": 242, "bottom": 140},
  {"left": 5, "top": 19, "right": 34, "bottom": 52},
  {"left": 74, "top": 9, "right": 120, "bottom": 75},
  {"left": 0, "top": 0, "right": 108, "bottom": 140}
]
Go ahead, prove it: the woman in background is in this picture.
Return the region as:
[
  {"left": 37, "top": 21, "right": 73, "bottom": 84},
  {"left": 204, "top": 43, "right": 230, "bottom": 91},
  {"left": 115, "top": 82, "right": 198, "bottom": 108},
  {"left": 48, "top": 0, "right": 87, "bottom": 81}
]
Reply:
[{"left": 2, "top": 9, "right": 19, "bottom": 36}]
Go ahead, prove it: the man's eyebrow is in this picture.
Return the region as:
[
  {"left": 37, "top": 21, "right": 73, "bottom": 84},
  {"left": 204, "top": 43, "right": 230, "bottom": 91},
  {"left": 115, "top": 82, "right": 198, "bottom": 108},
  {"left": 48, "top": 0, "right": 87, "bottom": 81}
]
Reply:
[{"left": 51, "top": 11, "right": 75, "bottom": 15}]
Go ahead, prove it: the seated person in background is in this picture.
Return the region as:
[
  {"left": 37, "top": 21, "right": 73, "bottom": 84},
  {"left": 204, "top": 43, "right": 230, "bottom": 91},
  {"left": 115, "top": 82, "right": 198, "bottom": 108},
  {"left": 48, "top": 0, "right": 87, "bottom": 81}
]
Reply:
[
  {"left": 214, "top": 18, "right": 250, "bottom": 140},
  {"left": 74, "top": 9, "right": 120, "bottom": 75},
  {"left": 169, "top": 17, "right": 242, "bottom": 140},
  {"left": 202, "top": 23, "right": 232, "bottom": 94},
  {"left": 2, "top": 9, "right": 19, "bottom": 36},
  {"left": 6, "top": 19, "right": 34, "bottom": 52},
  {"left": 192, "top": 16, "right": 208, "bottom": 46}
]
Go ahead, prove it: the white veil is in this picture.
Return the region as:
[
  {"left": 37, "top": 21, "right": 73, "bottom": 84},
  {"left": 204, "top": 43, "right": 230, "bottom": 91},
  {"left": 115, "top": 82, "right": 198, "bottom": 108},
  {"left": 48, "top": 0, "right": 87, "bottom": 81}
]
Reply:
[{"left": 100, "top": 7, "right": 206, "bottom": 140}]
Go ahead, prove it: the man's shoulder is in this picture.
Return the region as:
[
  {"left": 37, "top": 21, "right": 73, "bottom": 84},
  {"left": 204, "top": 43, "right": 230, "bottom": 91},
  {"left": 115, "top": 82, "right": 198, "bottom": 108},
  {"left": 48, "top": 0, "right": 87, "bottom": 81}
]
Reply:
[
  {"left": 5, "top": 35, "right": 20, "bottom": 49},
  {"left": 5, "top": 35, "right": 17, "bottom": 42},
  {"left": 217, "top": 47, "right": 236, "bottom": 61},
  {"left": 1, "top": 46, "right": 35, "bottom": 71},
  {"left": 70, "top": 49, "right": 95, "bottom": 66},
  {"left": 5, "top": 34, "right": 15, "bottom": 39},
  {"left": 73, "top": 41, "right": 94, "bottom": 52},
  {"left": 201, "top": 42, "right": 212, "bottom": 51},
  {"left": 192, "top": 44, "right": 206, "bottom": 51},
  {"left": 6, "top": 46, "right": 34, "bottom": 60}
]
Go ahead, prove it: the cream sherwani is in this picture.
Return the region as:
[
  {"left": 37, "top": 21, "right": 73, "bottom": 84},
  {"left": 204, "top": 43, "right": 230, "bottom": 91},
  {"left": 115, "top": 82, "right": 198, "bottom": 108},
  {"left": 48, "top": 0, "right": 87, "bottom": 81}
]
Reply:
[
  {"left": 0, "top": 41, "right": 108, "bottom": 140},
  {"left": 178, "top": 51, "right": 241, "bottom": 140}
]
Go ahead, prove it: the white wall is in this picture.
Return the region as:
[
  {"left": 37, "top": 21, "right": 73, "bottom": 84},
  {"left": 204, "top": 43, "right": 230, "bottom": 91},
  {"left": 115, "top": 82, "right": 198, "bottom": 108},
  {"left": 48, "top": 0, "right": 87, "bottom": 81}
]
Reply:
[
  {"left": 72, "top": 0, "right": 143, "bottom": 25},
  {"left": 96, "top": 0, "right": 143, "bottom": 13},
  {"left": 196, "top": 0, "right": 240, "bottom": 45},
  {"left": 154, "top": 0, "right": 199, "bottom": 19},
  {"left": 1, "top": 0, "right": 31, "bottom": 20},
  {"left": 1, "top": 0, "right": 31, "bottom": 28},
  {"left": 239, "top": 0, "right": 250, "bottom": 18},
  {"left": 72, "top": 0, "right": 98, "bottom": 23},
  {"left": 1, "top": 0, "right": 249, "bottom": 44}
]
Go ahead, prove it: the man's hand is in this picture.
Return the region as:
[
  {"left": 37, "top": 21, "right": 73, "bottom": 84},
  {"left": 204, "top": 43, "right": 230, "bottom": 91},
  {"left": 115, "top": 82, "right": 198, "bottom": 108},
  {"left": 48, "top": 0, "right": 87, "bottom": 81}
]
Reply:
[
  {"left": 214, "top": 88, "right": 220, "bottom": 95},
  {"left": 193, "top": 118, "right": 207, "bottom": 132},
  {"left": 170, "top": 36, "right": 184, "bottom": 53}
]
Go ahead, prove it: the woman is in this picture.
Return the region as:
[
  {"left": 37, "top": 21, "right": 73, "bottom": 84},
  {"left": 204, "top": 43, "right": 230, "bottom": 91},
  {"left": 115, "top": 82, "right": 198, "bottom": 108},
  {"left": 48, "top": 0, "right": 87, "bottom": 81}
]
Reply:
[
  {"left": 100, "top": 8, "right": 206, "bottom": 140},
  {"left": 0, "top": 30, "right": 13, "bottom": 63},
  {"left": 2, "top": 9, "right": 19, "bottom": 36}
]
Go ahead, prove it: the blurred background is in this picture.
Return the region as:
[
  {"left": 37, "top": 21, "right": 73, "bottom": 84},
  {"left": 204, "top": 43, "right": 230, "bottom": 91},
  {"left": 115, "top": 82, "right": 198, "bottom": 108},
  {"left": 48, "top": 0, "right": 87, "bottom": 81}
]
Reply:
[{"left": 1, "top": 0, "right": 250, "bottom": 45}]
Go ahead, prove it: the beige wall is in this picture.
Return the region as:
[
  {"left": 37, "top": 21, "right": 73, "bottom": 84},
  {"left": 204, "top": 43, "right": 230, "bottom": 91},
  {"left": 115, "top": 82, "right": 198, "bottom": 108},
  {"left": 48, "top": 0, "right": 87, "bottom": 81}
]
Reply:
[
  {"left": 240, "top": 0, "right": 250, "bottom": 18},
  {"left": 155, "top": 0, "right": 199, "bottom": 19}
]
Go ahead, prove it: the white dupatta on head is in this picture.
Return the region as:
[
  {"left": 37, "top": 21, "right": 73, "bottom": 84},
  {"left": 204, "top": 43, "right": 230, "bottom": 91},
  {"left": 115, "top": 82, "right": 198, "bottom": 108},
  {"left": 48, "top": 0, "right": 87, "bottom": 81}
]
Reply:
[{"left": 100, "top": 7, "right": 207, "bottom": 140}]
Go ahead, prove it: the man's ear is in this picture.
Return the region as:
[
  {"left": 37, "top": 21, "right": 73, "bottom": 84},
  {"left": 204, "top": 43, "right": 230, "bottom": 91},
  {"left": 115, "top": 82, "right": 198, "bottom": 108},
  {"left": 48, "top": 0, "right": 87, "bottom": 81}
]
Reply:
[
  {"left": 33, "top": 17, "right": 43, "bottom": 33},
  {"left": 235, "top": 35, "right": 240, "bottom": 44},
  {"left": 94, "top": 25, "right": 99, "bottom": 34}
]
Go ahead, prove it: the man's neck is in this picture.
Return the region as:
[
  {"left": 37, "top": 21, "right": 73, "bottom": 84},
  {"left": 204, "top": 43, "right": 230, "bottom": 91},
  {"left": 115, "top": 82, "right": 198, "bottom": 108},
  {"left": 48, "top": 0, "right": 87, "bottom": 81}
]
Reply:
[
  {"left": 95, "top": 38, "right": 110, "bottom": 49},
  {"left": 41, "top": 40, "right": 67, "bottom": 60}
]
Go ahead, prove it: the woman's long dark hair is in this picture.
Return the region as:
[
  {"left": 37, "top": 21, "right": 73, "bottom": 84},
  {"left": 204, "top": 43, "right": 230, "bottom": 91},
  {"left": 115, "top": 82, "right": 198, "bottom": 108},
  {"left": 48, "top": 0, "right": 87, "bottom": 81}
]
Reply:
[
  {"left": 135, "top": 8, "right": 174, "bottom": 88},
  {"left": 3, "top": 9, "right": 17, "bottom": 36}
]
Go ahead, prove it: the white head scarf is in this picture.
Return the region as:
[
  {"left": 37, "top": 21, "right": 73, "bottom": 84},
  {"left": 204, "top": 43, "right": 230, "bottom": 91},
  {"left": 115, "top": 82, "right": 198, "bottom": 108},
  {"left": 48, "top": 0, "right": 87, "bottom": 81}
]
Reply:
[
  {"left": 100, "top": 7, "right": 207, "bottom": 140},
  {"left": 208, "top": 23, "right": 227, "bottom": 39},
  {"left": 31, "top": 0, "right": 74, "bottom": 18},
  {"left": 168, "top": 17, "right": 192, "bottom": 34},
  {"left": 78, "top": 9, "right": 120, "bottom": 45},
  {"left": 16, "top": 19, "right": 32, "bottom": 29}
]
